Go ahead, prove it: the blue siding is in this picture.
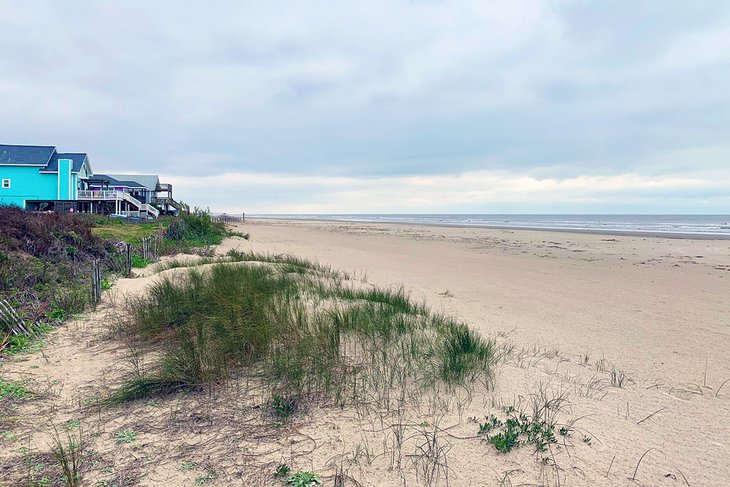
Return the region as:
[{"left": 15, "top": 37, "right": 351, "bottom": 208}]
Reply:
[
  {"left": 58, "top": 159, "right": 72, "bottom": 200},
  {"left": 0, "top": 166, "right": 59, "bottom": 207}
]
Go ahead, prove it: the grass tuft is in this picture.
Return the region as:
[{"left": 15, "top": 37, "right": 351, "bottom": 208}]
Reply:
[{"left": 110, "top": 255, "right": 499, "bottom": 408}]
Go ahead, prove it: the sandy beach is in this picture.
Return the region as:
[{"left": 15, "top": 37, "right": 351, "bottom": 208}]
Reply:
[
  {"left": 2, "top": 219, "right": 729, "bottom": 486},
  {"left": 238, "top": 218, "right": 730, "bottom": 485},
  {"left": 243, "top": 218, "right": 730, "bottom": 386}
]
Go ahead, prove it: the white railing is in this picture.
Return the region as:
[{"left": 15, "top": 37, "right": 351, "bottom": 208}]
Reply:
[
  {"left": 78, "top": 190, "right": 160, "bottom": 218},
  {"left": 141, "top": 204, "right": 160, "bottom": 218},
  {"left": 78, "top": 190, "right": 124, "bottom": 200},
  {"left": 120, "top": 191, "right": 143, "bottom": 208}
]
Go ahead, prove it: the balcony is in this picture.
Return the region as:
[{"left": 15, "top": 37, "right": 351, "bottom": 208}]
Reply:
[{"left": 78, "top": 190, "right": 125, "bottom": 200}]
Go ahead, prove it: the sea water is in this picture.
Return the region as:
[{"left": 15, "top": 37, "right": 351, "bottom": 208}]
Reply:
[{"left": 250, "top": 214, "right": 730, "bottom": 237}]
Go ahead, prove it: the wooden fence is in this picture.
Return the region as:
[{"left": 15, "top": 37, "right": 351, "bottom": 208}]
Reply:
[
  {"left": 0, "top": 298, "right": 30, "bottom": 336},
  {"left": 2, "top": 235, "right": 164, "bottom": 342},
  {"left": 141, "top": 235, "right": 159, "bottom": 261},
  {"left": 125, "top": 242, "right": 133, "bottom": 277},
  {"left": 212, "top": 213, "right": 245, "bottom": 224},
  {"left": 91, "top": 259, "right": 103, "bottom": 306}
]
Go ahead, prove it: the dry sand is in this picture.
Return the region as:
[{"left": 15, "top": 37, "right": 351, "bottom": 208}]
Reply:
[{"left": 1, "top": 219, "right": 728, "bottom": 486}]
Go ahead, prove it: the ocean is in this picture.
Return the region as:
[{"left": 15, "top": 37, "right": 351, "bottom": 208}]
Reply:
[{"left": 250, "top": 214, "right": 730, "bottom": 238}]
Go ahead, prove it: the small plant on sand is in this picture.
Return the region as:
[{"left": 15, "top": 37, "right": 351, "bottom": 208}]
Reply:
[
  {"left": 0, "top": 377, "right": 31, "bottom": 399},
  {"left": 271, "top": 395, "right": 296, "bottom": 420},
  {"left": 49, "top": 423, "right": 84, "bottom": 487},
  {"left": 476, "top": 409, "right": 557, "bottom": 453},
  {"left": 195, "top": 471, "right": 217, "bottom": 485},
  {"left": 608, "top": 367, "right": 631, "bottom": 388},
  {"left": 286, "top": 471, "right": 322, "bottom": 487},
  {"left": 113, "top": 429, "right": 136, "bottom": 444},
  {"left": 180, "top": 461, "right": 197, "bottom": 472},
  {"left": 274, "top": 464, "right": 291, "bottom": 478}
]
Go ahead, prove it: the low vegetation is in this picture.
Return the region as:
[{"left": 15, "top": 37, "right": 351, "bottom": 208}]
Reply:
[
  {"left": 286, "top": 471, "right": 322, "bottom": 486},
  {"left": 89, "top": 216, "right": 170, "bottom": 244},
  {"left": 110, "top": 251, "right": 499, "bottom": 409},
  {"left": 1, "top": 206, "right": 243, "bottom": 353},
  {"left": 0, "top": 206, "right": 116, "bottom": 328}
]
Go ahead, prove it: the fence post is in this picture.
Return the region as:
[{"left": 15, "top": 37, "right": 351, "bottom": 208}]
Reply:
[
  {"left": 242, "top": 212, "right": 245, "bottom": 223},
  {"left": 91, "top": 259, "right": 102, "bottom": 306},
  {"left": 126, "top": 243, "right": 133, "bottom": 277}
]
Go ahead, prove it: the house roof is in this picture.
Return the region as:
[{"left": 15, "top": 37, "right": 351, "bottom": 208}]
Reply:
[
  {"left": 105, "top": 174, "right": 159, "bottom": 192},
  {"left": 0, "top": 144, "right": 56, "bottom": 166},
  {"left": 0, "top": 144, "right": 93, "bottom": 175},
  {"left": 92, "top": 174, "right": 147, "bottom": 189},
  {"left": 40, "top": 153, "right": 92, "bottom": 174}
]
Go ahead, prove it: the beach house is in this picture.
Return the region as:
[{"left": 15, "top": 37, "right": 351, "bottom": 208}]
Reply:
[{"left": 0, "top": 144, "right": 178, "bottom": 217}]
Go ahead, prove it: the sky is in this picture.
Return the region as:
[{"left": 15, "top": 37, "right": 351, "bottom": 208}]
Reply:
[{"left": 1, "top": 1, "right": 729, "bottom": 213}]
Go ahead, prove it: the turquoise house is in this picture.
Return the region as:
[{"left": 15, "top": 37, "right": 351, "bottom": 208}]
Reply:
[
  {"left": 0, "top": 143, "right": 177, "bottom": 217},
  {"left": 0, "top": 144, "right": 92, "bottom": 208}
]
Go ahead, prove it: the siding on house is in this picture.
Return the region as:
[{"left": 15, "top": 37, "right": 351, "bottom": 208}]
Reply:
[
  {"left": 0, "top": 165, "right": 59, "bottom": 207},
  {"left": 0, "top": 145, "right": 91, "bottom": 207}
]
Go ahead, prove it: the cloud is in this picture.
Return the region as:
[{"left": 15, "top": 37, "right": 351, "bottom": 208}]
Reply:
[
  {"left": 0, "top": 1, "right": 729, "bottom": 212},
  {"left": 166, "top": 166, "right": 730, "bottom": 214}
]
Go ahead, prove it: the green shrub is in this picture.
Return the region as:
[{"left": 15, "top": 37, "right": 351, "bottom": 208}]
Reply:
[
  {"left": 163, "top": 209, "right": 227, "bottom": 247},
  {"left": 131, "top": 254, "right": 150, "bottom": 268},
  {"left": 113, "top": 253, "right": 499, "bottom": 407}
]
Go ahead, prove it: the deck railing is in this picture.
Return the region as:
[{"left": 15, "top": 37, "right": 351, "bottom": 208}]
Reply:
[
  {"left": 78, "top": 190, "right": 160, "bottom": 218},
  {"left": 78, "top": 190, "right": 124, "bottom": 200}
]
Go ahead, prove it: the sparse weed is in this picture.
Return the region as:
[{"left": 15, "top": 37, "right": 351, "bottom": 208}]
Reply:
[
  {"left": 49, "top": 422, "right": 84, "bottom": 487},
  {"left": 271, "top": 395, "right": 296, "bottom": 420},
  {"left": 0, "top": 377, "right": 31, "bottom": 399},
  {"left": 608, "top": 367, "right": 631, "bottom": 388},
  {"left": 194, "top": 471, "right": 217, "bottom": 485},
  {"left": 286, "top": 471, "right": 322, "bottom": 486},
  {"left": 477, "top": 392, "right": 564, "bottom": 454},
  {"left": 274, "top": 464, "right": 291, "bottom": 478},
  {"left": 113, "top": 429, "right": 136, "bottom": 444}
]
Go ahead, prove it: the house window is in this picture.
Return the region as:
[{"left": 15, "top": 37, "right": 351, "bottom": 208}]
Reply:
[{"left": 1, "top": 179, "right": 10, "bottom": 189}]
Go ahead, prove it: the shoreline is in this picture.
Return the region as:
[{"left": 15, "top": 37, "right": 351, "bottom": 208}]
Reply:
[{"left": 249, "top": 216, "right": 730, "bottom": 240}]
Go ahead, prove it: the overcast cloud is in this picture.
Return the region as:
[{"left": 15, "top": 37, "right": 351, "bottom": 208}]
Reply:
[{"left": 1, "top": 1, "right": 728, "bottom": 212}]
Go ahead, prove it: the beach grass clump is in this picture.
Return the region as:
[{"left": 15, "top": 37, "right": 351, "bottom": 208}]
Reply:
[
  {"left": 115, "top": 254, "right": 498, "bottom": 407},
  {"left": 164, "top": 209, "right": 227, "bottom": 247}
]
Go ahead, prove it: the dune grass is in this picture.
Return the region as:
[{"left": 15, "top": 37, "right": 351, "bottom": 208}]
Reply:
[{"left": 113, "top": 253, "right": 498, "bottom": 407}]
